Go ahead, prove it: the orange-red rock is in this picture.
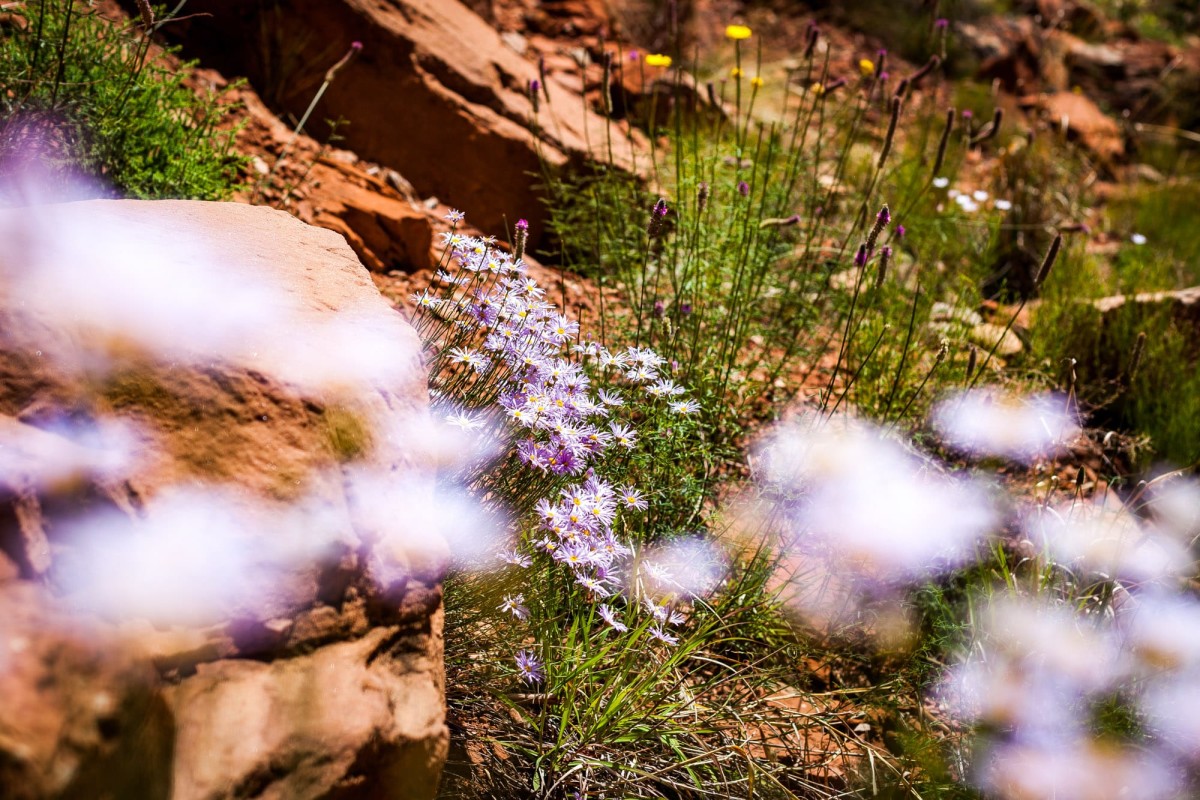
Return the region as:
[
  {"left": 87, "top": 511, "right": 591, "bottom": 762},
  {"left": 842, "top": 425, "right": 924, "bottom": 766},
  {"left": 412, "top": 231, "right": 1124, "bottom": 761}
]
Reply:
[
  {"left": 1038, "top": 91, "right": 1124, "bottom": 163},
  {"left": 151, "top": 0, "right": 646, "bottom": 241},
  {"left": 0, "top": 200, "right": 447, "bottom": 799}
]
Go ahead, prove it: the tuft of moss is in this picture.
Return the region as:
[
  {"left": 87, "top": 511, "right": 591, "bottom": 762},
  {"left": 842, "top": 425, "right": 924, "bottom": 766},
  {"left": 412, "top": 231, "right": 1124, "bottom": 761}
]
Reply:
[{"left": 323, "top": 406, "right": 373, "bottom": 463}]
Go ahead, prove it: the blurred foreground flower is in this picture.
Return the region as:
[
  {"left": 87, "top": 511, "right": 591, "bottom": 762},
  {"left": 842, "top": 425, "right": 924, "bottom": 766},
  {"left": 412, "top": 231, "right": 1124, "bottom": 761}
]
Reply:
[
  {"left": 0, "top": 201, "right": 422, "bottom": 394},
  {"left": 1028, "top": 497, "right": 1192, "bottom": 584},
  {"left": 0, "top": 416, "right": 143, "bottom": 492},
  {"left": 758, "top": 416, "right": 997, "bottom": 581},
  {"left": 979, "top": 739, "right": 1179, "bottom": 800},
  {"left": 939, "top": 599, "right": 1124, "bottom": 735},
  {"left": 56, "top": 487, "right": 346, "bottom": 627},
  {"left": 932, "top": 389, "right": 1079, "bottom": 464},
  {"left": 637, "top": 535, "right": 727, "bottom": 600},
  {"left": 750, "top": 415, "right": 997, "bottom": 635}
]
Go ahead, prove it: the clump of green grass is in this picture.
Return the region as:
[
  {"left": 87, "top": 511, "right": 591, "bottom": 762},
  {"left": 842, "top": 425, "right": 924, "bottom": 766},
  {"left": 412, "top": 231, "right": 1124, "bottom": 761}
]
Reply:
[
  {"left": 429, "top": 20, "right": 1053, "bottom": 798},
  {"left": 0, "top": 1, "right": 244, "bottom": 200},
  {"left": 537, "top": 35, "right": 990, "bottom": 442},
  {"left": 1107, "top": 181, "right": 1200, "bottom": 286},
  {"left": 1029, "top": 212, "right": 1200, "bottom": 466}
]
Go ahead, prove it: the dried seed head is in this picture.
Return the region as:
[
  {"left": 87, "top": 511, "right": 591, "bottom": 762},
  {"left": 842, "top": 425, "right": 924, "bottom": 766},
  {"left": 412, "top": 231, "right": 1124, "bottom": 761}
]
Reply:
[
  {"left": 1127, "top": 331, "right": 1147, "bottom": 382},
  {"left": 909, "top": 55, "right": 941, "bottom": 88},
  {"left": 970, "top": 108, "right": 1004, "bottom": 145},
  {"left": 513, "top": 219, "right": 529, "bottom": 262},
  {"left": 1035, "top": 233, "right": 1063, "bottom": 288},
  {"left": 933, "top": 107, "right": 954, "bottom": 178},
  {"left": 854, "top": 243, "right": 868, "bottom": 268},
  {"left": 760, "top": 214, "right": 803, "bottom": 229},
  {"left": 878, "top": 96, "right": 901, "bottom": 168},
  {"left": 966, "top": 344, "right": 978, "bottom": 382},
  {"left": 601, "top": 53, "right": 612, "bottom": 116},
  {"left": 697, "top": 181, "right": 710, "bottom": 214},
  {"left": 804, "top": 25, "right": 819, "bottom": 60},
  {"left": 529, "top": 80, "right": 541, "bottom": 114},
  {"left": 135, "top": 0, "right": 154, "bottom": 28},
  {"left": 874, "top": 246, "right": 891, "bottom": 291}
]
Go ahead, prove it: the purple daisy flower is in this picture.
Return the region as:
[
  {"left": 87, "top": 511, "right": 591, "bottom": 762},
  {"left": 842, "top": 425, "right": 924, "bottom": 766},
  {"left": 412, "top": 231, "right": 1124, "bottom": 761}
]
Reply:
[
  {"left": 499, "top": 593, "right": 530, "bottom": 621},
  {"left": 647, "top": 625, "right": 679, "bottom": 645},
  {"left": 598, "top": 603, "right": 629, "bottom": 632},
  {"left": 515, "top": 649, "right": 544, "bottom": 684}
]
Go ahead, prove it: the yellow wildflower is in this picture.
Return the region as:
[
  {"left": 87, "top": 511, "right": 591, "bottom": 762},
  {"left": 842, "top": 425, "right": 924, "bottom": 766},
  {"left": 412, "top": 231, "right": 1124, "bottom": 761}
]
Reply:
[
  {"left": 645, "top": 53, "right": 672, "bottom": 67},
  {"left": 810, "top": 82, "right": 825, "bottom": 96},
  {"left": 725, "top": 24, "right": 752, "bottom": 40},
  {"left": 731, "top": 67, "right": 744, "bottom": 78},
  {"left": 859, "top": 59, "right": 875, "bottom": 77},
  {"left": 750, "top": 76, "right": 764, "bottom": 88}
]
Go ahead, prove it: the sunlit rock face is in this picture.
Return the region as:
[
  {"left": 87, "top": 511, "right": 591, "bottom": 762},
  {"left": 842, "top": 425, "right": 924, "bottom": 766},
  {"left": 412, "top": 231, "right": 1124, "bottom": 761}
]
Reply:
[
  {"left": 0, "top": 200, "right": 451, "bottom": 800},
  {"left": 139, "top": 0, "right": 645, "bottom": 243}
]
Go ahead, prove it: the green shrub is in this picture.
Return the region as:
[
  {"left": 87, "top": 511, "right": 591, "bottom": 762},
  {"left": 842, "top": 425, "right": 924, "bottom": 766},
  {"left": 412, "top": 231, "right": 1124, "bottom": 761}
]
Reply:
[{"left": 0, "top": 1, "right": 244, "bottom": 200}]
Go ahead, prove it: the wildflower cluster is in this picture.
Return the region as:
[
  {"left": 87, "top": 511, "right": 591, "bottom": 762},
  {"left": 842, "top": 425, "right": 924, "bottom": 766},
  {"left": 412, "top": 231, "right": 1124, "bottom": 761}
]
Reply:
[
  {"left": 412, "top": 211, "right": 708, "bottom": 684},
  {"left": 755, "top": 399, "right": 1200, "bottom": 796},
  {"left": 939, "top": 578, "right": 1200, "bottom": 799}
]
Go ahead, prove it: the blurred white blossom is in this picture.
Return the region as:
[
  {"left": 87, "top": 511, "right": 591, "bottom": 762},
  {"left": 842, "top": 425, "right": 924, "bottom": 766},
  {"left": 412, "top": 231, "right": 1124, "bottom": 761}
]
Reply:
[
  {"left": 979, "top": 739, "right": 1179, "bottom": 800},
  {"left": 0, "top": 415, "right": 143, "bottom": 490},
  {"left": 56, "top": 487, "right": 347, "bottom": 627},
  {"left": 933, "top": 389, "right": 1079, "bottom": 464},
  {"left": 637, "top": 535, "right": 727, "bottom": 600},
  {"left": 759, "top": 417, "right": 996, "bottom": 581},
  {"left": 1029, "top": 499, "right": 1192, "bottom": 584}
]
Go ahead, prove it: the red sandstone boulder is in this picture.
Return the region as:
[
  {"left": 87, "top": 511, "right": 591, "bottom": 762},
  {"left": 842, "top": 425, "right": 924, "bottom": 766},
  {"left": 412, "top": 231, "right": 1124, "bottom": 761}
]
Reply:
[
  {"left": 1037, "top": 91, "right": 1124, "bottom": 164},
  {"left": 0, "top": 582, "right": 174, "bottom": 800},
  {"left": 0, "top": 200, "right": 455, "bottom": 799},
  {"left": 149, "top": 0, "right": 646, "bottom": 241}
]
